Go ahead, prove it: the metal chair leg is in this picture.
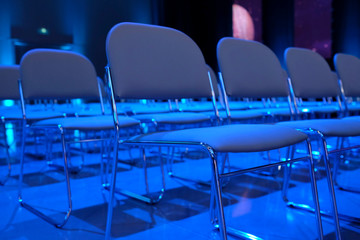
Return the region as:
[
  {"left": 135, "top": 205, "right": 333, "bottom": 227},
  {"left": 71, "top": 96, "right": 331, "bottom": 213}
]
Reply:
[
  {"left": 209, "top": 152, "right": 228, "bottom": 240},
  {"left": 306, "top": 140, "right": 324, "bottom": 240},
  {"left": 285, "top": 131, "right": 342, "bottom": 240},
  {"left": 211, "top": 141, "right": 324, "bottom": 240},
  {"left": 103, "top": 143, "right": 166, "bottom": 205},
  {"left": 0, "top": 121, "right": 11, "bottom": 185},
  {"left": 18, "top": 124, "right": 72, "bottom": 228},
  {"left": 105, "top": 129, "right": 120, "bottom": 240}
]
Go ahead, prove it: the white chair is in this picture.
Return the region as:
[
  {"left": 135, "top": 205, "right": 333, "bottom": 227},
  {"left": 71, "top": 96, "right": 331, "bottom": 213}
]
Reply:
[
  {"left": 104, "top": 22, "right": 324, "bottom": 240},
  {"left": 275, "top": 47, "right": 360, "bottom": 235},
  {"left": 18, "top": 48, "right": 141, "bottom": 228}
]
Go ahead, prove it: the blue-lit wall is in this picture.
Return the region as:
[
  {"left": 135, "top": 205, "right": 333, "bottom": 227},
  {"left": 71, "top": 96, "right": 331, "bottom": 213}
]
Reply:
[
  {"left": 332, "top": 0, "right": 360, "bottom": 59},
  {"left": 0, "top": 0, "right": 155, "bottom": 76},
  {"left": 1, "top": 0, "right": 359, "bottom": 74},
  {"left": 0, "top": 0, "right": 14, "bottom": 64}
]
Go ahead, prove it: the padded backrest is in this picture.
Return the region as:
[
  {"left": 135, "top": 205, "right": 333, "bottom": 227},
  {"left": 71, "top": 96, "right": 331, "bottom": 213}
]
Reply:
[
  {"left": 285, "top": 47, "right": 340, "bottom": 98},
  {"left": 334, "top": 53, "right": 360, "bottom": 97},
  {"left": 20, "top": 49, "right": 99, "bottom": 100},
  {"left": 106, "top": 22, "right": 211, "bottom": 100},
  {"left": 217, "top": 37, "right": 289, "bottom": 98},
  {"left": 0, "top": 65, "right": 20, "bottom": 99}
]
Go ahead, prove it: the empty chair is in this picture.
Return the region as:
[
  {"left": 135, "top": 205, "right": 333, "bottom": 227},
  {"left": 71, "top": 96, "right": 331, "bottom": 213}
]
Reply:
[
  {"left": 334, "top": 53, "right": 360, "bottom": 116},
  {"left": 0, "top": 65, "right": 21, "bottom": 185},
  {"left": 104, "top": 22, "right": 324, "bottom": 240},
  {"left": 217, "top": 38, "right": 295, "bottom": 123},
  {"left": 217, "top": 39, "right": 343, "bottom": 239},
  {"left": 285, "top": 48, "right": 343, "bottom": 119},
  {"left": 18, "top": 49, "right": 140, "bottom": 228},
  {"left": 275, "top": 47, "right": 360, "bottom": 233}
]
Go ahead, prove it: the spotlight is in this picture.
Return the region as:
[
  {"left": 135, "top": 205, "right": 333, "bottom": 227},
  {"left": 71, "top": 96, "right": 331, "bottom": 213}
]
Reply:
[{"left": 38, "top": 27, "right": 49, "bottom": 35}]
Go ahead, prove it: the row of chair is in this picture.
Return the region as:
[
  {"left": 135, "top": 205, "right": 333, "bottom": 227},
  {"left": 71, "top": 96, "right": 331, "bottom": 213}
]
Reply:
[{"left": 1, "top": 22, "right": 360, "bottom": 240}]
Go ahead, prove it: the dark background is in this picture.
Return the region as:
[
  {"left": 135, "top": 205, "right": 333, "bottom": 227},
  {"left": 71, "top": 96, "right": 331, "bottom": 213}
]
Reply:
[{"left": 0, "top": 0, "right": 359, "bottom": 76}]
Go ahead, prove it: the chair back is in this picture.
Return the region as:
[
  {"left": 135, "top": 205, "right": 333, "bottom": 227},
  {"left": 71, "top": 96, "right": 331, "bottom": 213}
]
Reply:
[
  {"left": 106, "top": 22, "right": 212, "bottom": 100},
  {"left": 285, "top": 47, "right": 340, "bottom": 98},
  {"left": 20, "top": 49, "right": 100, "bottom": 100},
  {"left": 217, "top": 38, "right": 289, "bottom": 98},
  {"left": 0, "top": 65, "right": 20, "bottom": 100},
  {"left": 334, "top": 53, "right": 360, "bottom": 97}
]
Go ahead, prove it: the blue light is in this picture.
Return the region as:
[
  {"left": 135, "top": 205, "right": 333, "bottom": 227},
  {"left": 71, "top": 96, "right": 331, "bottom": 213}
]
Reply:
[
  {"left": 72, "top": 99, "right": 82, "bottom": 105},
  {"left": 38, "top": 27, "right": 49, "bottom": 35},
  {"left": 302, "top": 108, "right": 310, "bottom": 113},
  {"left": 5, "top": 123, "right": 15, "bottom": 152},
  {"left": 60, "top": 45, "right": 72, "bottom": 51},
  {"left": 2, "top": 100, "right": 14, "bottom": 107}
]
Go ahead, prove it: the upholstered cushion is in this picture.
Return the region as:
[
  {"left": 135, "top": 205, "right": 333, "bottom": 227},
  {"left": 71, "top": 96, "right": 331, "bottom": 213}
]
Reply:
[
  {"left": 0, "top": 108, "right": 65, "bottom": 121},
  {"left": 299, "top": 105, "right": 339, "bottom": 114},
  {"left": 127, "top": 124, "right": 308, "bottom": 153},
  {"left": 33, "top": 115, "right": 139, "bottom": 130},
  {"left": 277, "top": 119, "right": 360, "bottom": 137},
  {"left": 133, "top": 112, "right": 210, "bottom": 124}
]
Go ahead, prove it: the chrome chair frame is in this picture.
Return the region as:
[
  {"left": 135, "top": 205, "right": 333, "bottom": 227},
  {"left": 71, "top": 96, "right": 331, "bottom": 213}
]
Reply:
[
  {"left": 106, "top": 137, "right": 323, "bottom": 240},
  {"left": 333, "top": 53, "right": 360, "bottom": 192},
  {"left": 216, "top": 39, "right": 342, "bottom": 239},
  {"left": 17, "top": 49, "right": 140, "bottom": 228},
  {"left": 104, "top": 22, "right": 325, "bottom": 240},
  {"left": 276, "top": 47, "right": 360, "bottom": 237}
]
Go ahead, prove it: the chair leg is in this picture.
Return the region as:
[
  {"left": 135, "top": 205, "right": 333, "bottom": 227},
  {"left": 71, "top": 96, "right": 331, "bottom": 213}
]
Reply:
[
  {"left": 0, "top": 122, "right": 11, "bottom": 185},
  {"left": 319, "top": 136, "right": 342, "bottom": 239},
  {"left": 306, "top": 140, "right": 324, "bottom": 240},
  {"left": 104, "top": 144, "right": 166, "bottom": 204},
  {"left": 285, "top": 132, "right": 343, "bottom": 240},
  {"left": 105, "top": 129, "right": 120, "bottom": 240},
  {"left": 332, "top": 137, "right": 360, "bottom": 193},
  {"left": 18, "top": 125, "right": 72, "bottom": 228},
  {"left": 209, "top": 152, "right": 227, "bottom": 240}
]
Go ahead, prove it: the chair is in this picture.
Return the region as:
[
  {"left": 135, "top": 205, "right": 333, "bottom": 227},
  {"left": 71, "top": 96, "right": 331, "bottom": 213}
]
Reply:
[
  {"left": 0, "top": 65, "right": 21, "bottom": 185},
  {"left": 332, "top": 53, "right": 360, "bottom": 191},
  {"left": 275, "top": 47, "right": 360, "bottom": 233},
  {"left": 285, "top": 48, "right": 343, "bottom": 119},
  {"left": 217, "top": 38, "right": 296, "bottom": 125},
  {"left": 216, "top": 38, "right": 343, "bottom": 239},
  {"left": 18, "top": 48, "right": 141, "bottom": 228},
  {"left": 333, "top": 53, "right": 360, "bottom": 116},
  {"left": 105, "top": 22, "right": 324, "bottom": 240}
]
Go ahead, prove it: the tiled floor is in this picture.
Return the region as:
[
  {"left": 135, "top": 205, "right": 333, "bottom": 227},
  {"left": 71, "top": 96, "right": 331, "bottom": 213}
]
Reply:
[{"left": 0, "top": 135, "right": 360, "bottom": 240}]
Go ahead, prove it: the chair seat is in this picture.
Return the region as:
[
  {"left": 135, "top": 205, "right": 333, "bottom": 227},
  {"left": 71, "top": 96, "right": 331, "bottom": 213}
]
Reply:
[
  {"left": 32, "top": 115, "right": 139, "bottom": 130},
  {"left": 127, "top": 124, "right": 308, "bottom": 153},
  {"left": 277, "top": 119, "right": 360, "bottom": 137},
  {"left": 179, "top": 102, "right": 215, "bottom": 112},
  {"left": 347, "top": 104, "right": 360, "bottom": 112},
  {"left": 0, "top": 108, "right": 65, "bottom": 121},
  {"left": 202, "top": 109, "right": 264, "bottom": 120},
  {"left": 132, "top": 112, "right": 210, "bottom": 124},
  {"left": 227, "top": 110, "right": 265, "bottom": 120},
  {"left": 343, "top": 116, "right": 360, "bottom": 121},
  {"left": 299, "top": 105, "right": 339, "bottom": 114},
  {"left": 265, "top": 108, "right": 292, "bottom": 116}
]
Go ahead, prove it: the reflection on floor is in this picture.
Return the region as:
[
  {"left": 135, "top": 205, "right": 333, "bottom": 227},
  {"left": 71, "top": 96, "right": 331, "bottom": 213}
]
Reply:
[{"left": 0, "top": 138, "right": 360, "bottom": 240}]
